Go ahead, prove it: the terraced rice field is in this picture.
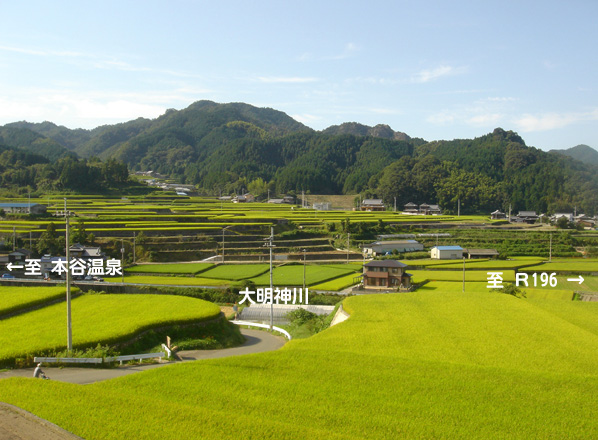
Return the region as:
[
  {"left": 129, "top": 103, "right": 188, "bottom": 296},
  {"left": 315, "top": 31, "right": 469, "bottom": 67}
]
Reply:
[
  {"left": 0, "top": 286, "right": 68, "bottom": 316},
  {"left": 0, "top": 294, "right": 220, "bottom": 366},
  {"left": 2, "top": 287, "right": 598, "bottom": 438}
]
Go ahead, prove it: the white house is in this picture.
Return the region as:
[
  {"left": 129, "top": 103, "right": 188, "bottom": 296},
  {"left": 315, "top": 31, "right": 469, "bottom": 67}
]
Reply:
[
  {"left": 431, "top": 245, "right": 464, "bottom": 260},
  {"left": 313, "top": 202, "right": 331, "bottom": 211}
]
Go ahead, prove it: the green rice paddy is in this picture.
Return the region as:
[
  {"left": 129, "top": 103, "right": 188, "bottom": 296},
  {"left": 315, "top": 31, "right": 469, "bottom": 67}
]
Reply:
[
  {"left": 0, "top": 294, "right": 220, "bottom": 366},
  {"left": 125, "top": 262, "right": 214, "bottom": 275},
  {"left": 0, "top": 286, "right": 68, "bottom": 316},
  {"left": 1, "top": 288, "right": 598, "bottom": 438}
]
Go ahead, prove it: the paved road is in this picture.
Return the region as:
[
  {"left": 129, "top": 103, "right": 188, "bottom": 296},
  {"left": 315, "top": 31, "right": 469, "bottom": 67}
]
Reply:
[{"left": 0, "top": 328, "right": 285, "bottom": 385}]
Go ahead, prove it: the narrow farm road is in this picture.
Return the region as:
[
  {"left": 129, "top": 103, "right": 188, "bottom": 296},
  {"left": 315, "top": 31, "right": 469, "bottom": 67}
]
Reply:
[{"left": 0, "top": 328, "right": 286, "bottom": 385}]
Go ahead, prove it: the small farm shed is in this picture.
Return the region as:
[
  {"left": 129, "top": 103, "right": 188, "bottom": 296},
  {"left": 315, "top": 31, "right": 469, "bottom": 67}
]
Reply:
[
  {"left": 431, "top": 246, "right": 464, "bottom": 260},
  {"left": 463, "top": 248, "right": 499, "bottom": 259}
]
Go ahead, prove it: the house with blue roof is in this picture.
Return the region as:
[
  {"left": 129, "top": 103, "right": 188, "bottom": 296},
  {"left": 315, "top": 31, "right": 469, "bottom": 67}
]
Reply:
[{"left": 431, "top": 245, "right": 464, "bottom": 260}]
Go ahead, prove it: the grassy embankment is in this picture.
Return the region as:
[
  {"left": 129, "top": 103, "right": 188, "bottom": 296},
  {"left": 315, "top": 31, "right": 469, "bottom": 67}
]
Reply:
[
  {"left": 0, "top": 286, "right": 68, "bottom": 316},
  {"left": 0, "top": 294, "right": 221, "bottom": 367},
  {"left": 2, "top": 286, "right": 598, "bottom": 438}
]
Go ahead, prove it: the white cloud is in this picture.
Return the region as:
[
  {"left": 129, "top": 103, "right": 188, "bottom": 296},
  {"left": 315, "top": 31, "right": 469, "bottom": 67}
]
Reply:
[
  {"left": 291, "top": 113, "right": 322, "bottom": 126},
  {"left": 321, "top": 43, "right": 361, "bottom": 61},
  {"left": 257, "top": 76, "right": 319, "bottom": 83},
  {"left": 367, "top": 107, "right": 401, "bottom": 115},
  {"left": 514, "top": 110, "right": 598, "bottom": 132},
  {"left": 467, "top": 113, "right": 504, "bottom": 126},
  {"left": 69, "top": 99, "right": 165, "bottom": 121},
  {"left": 427, "top": 111, "right": 457, "bottom": 125},
  {"left": 0, "top": 44, "right": 86, "bottom": 58},
  {"left": 412, "top": 65, "right": 467, "bottom": 83},
  {"left": 486, "top": 97, "right": 516, "bottom": 102},
  {"left": 0, "top": 90, "right": 168, "bottom": 129}
]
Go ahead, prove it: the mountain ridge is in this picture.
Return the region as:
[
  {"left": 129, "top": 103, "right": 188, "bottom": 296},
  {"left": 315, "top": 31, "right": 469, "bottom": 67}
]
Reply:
[
  {"left": 549, "top": 144, "right": 598, "bottom": 165},
  {"left": 0, "top": 101, "right": 597, "bottom": 215}
]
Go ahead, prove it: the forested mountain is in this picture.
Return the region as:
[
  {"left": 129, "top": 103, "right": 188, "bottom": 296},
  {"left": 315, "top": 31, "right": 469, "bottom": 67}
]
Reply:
[
  {"left": 0, "top": 126, "right": 76, "bottom": 162},
  {"left": 322, "top": 122, "right": 419, "bottom": 143},
  {"left": 2, "top": 101, "right": 598, "bottom": 214},
  {"left": 0, "top": 143, "right": 130, "bottom": 195},
  {"left": 372, "top": 129, "right": 598, "bottom": 215},
  {"left": 550, "top": 144, "right": 598, "bottom": 165},
  {"left": 6, "top": 121, "right": 95, "bottom": 151}
]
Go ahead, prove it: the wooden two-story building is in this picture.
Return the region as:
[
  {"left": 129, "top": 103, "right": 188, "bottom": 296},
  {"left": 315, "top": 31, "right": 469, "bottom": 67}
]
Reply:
[{"left": 362, "top": 260, "right": 412, "bottom": 290}]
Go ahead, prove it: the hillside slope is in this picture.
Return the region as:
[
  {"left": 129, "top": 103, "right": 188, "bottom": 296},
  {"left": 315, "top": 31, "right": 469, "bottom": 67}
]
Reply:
[
  {"left": 1, "top": 290, "right": 598, "bottom": 439},
  {"left": 550, "top": 144, "right": 598, "bottom": 165}
]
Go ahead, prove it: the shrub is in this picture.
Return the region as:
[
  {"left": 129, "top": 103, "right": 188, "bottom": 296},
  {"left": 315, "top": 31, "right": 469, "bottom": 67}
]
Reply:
[
  {"left": 499, "top": 283, "right": 527, "bottom": 298},
  {"left": 286, "top": 308, "right": 318, "bottom": 325}
]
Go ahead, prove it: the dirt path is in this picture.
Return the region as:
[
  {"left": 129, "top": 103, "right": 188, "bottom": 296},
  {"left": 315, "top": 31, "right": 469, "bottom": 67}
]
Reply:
[{"left": 0, "top": 403, "right": 82, "bottom": 440}]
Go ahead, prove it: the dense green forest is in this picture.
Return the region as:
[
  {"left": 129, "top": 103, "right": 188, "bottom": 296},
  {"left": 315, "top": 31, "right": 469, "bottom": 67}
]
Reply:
[
  {"left": 374, "top": 129, "right": 598, "bottom": 214},
  {"left": 2, "top": 101, "right": 598, "bottom": 215},
  {"left": 0, "top": 145, "right": 130, "bottom": 195}
]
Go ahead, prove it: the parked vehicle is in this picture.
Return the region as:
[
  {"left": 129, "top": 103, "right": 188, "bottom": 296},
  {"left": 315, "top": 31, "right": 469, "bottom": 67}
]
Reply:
[{"left": 1, "top": 273, "right": 15, "bottom": 279}]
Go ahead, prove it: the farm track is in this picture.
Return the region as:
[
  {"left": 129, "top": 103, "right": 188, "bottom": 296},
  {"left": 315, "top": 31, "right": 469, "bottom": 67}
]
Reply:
[
  {"left": 0, "top": 328, "right": 285, "bottom": 385},
  {"left": 0, "top": 403, "right": 83, "bottom": 440}
]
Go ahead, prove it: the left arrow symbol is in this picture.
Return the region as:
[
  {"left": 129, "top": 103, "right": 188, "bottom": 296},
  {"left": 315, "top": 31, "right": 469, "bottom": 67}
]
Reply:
[{"left": 6, "top": 263, "right": 23, "bottom": 271}]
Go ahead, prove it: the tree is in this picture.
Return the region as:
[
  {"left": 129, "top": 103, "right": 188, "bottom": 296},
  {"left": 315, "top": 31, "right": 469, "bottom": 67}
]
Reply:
[
  {"left": 247, "top": 177, "right": 269, "bottom": 200},
  {"left": 36, "top": 222, "right": 60, "bottom": 255},
  {"left": 71, "top": 220, "right": 88, "bottom": 244},
  {"left": 556, "top": 216, "right": 571, "bottom": 229}
]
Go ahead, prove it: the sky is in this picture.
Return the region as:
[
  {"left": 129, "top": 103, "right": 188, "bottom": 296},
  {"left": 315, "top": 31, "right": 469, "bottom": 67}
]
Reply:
[{"left": 1, "top": 0, "right": 597, "bottom": 150}]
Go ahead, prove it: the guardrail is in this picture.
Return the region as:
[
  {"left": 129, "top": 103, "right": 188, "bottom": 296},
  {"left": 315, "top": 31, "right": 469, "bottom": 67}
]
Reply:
[
  {"left": 35, "top": 352, "right": 166, "bottom": 366},
  {"left": 105, "top": 352, "right": 166, "bottom": 365},
  {"left": 232, "top": 320, "right": 292, "bottom": 340},
  {"left": 34, "top": 356, "right": 103, "bottom": 364}
]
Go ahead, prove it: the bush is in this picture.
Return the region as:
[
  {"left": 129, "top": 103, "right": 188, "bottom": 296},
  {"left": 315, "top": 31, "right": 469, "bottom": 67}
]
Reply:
[
  {"left": 286, "top": 308, "right": 318, "bottom": 326},
  {"left": 498, "top": 283, "right": 526, "bottom": 298}
]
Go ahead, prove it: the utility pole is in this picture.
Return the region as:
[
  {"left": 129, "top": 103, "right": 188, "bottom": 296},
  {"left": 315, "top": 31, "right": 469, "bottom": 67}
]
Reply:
[
  {"left": 549, "top": 233, "right": 552, "bottom": 262},
  {"left": 61, "top": 198, "right": 73, "bottom": 352},
  {"left": 222, "top": 227, "right": 226, "bottom": 263},
  {"left": 394, "top": 197, "right": 397, "bottom": 212},
  {"left": 347, "top": 232, "right": 350, "bottom": 263},
  {"left": 222, "top": 226, "right": 231, "bottom": 263},
  {"left": 121, "top": 239, "right": 125, "bottom": 284},
  {"left": 462, "top": 256, "right": 466, "bottom": 293},
  {"left": 133, "top": 232, "right": 136, "bottom": 264},
  {"left": 263, "top": 227, "right": 276, "bottom": 330},
  {"left": 302, "top": 248, "right": 307, "bottom": 291},
  {"left": 458, "top": 198, "right": 461, "bottom": 217}
]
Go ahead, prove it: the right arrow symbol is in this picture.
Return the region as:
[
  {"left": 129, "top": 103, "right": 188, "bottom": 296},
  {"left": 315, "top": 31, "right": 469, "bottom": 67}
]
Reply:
[{"left": 566, "top": 275, "right": 585, "bottom": 285}]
